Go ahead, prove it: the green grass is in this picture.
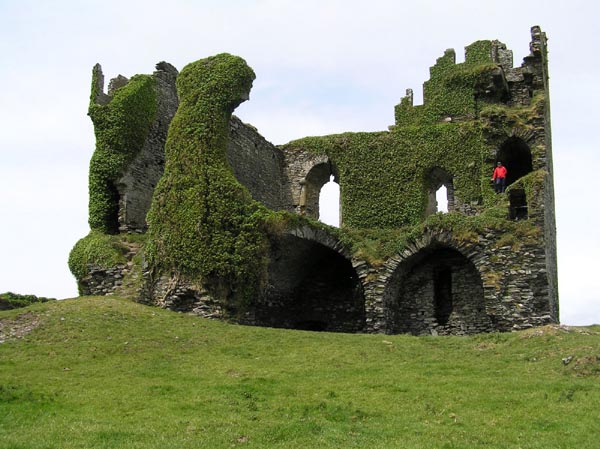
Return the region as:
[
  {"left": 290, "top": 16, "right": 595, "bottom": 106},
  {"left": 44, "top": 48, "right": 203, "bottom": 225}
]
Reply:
[{"left": 1, "top": 297, "right": 599, "bottom": 448}]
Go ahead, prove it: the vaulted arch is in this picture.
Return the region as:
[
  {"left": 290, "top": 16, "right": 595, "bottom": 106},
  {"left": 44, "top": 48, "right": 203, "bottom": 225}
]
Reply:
[
  {"left": 383, "top": 243, "right": 492, "bottom": 335},
  {"left": 256, "top": 230, "right": 365, "bottom": 332}
]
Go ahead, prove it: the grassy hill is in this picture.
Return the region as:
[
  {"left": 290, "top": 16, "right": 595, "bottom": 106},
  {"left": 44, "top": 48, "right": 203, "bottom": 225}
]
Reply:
[{"left": 0, "top": 297, "right": 598, "bottom": 449}]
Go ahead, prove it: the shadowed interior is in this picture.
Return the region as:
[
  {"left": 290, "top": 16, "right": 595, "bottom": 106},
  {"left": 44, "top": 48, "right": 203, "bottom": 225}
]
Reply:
[
  {"left": 384, "top": 245, "right": 491, "bottom": 335},
  {"left": 258, "top": 235, "right": 365, "bottom": 332}
]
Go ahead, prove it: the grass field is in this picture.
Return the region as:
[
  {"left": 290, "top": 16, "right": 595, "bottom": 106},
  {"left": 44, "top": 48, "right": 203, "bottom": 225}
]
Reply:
[{"left": 1, "top": 297, "right": 598, "bottom": 448}]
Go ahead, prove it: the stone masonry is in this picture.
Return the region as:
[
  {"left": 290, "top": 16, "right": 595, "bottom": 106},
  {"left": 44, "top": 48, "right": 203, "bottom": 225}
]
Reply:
[{"left": 76, "top": 26, "right": 558, "bottom": 336}]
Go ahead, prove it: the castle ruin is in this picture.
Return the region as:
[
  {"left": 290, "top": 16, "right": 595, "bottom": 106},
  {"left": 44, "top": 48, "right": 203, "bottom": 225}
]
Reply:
[{"left": 70, "top": 26, "right": 558, "bottom": 335}]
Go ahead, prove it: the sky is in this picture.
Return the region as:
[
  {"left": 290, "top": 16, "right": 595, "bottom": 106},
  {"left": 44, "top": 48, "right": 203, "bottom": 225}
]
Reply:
[{"left": 1, "top": 0, "right": 598, "bottom": 325}]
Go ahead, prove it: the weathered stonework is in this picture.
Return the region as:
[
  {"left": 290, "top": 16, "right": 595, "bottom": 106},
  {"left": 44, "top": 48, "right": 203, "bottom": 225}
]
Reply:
[
  {"left": 73, "top": 26, "right": 558, "bottom": 336},
  {"left": 116, "top": 62, "right": 179, "bottom": 233},
  {"left": 227, "top": 115, "right": 287, "bottom": 212}
]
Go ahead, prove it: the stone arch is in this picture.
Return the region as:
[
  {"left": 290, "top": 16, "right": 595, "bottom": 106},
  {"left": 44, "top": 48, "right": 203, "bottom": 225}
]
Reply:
[
  {"left": 424, "top": 166, "right": 454, "bottom": 216},
  {"left": 257, "top": 226, "right": 365, "bottom": 332},
  {"left": 496, "top": 136, "right": 533, "bottom": 187},
  {"left": 299, "top": 160, "right": 340, "bottom": 222},
  {"left": 381, "top": 234, "right": 492, "bottom": 335}
]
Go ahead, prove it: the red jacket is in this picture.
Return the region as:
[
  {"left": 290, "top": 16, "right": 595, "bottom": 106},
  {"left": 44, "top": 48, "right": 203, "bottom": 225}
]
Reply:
[{"left": 493, "top": 165, "right": 507, "bottom": 180}]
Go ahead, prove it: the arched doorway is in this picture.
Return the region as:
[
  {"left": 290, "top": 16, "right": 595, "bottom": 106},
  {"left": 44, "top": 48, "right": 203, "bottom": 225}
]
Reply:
[
  {"left": 496, "top": 136, "right": 533, "bottom": 219},
  {"left": 496, "top": 137, "right": 533, "bottom": 187},
  {"left": 259, "top": 234, "right": 365, "bottom": 332},
  {"left": 384, "top": 245, "right": 491, "bottom": 335}
]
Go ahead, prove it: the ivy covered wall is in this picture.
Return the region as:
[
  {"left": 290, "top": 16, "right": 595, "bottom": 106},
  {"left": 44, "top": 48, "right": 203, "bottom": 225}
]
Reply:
[
  {"left": 87, "top": 66, "right": 157, "bottom": 233},
  {"left": 283, "top": 122, "right": 489, "bottom": 229},
  {"left": 144, "top": 54, "right": 269, "bottom": 311},
  {"left": 282, "top": 34, "right": 549, "bottom": 235},
  {"left": 69, "top": 27, "right": 558, "bottom": 334}
]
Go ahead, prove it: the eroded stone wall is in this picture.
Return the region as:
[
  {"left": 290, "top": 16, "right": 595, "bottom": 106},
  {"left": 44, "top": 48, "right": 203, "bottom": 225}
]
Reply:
[
  {"left": 371, "top": 229, "right": 556, "bottom": 336},
  {"left": 227, "top": 116, "right": 287, "bottom": 211},
  {"left": 117, "top": 62, "right": 179, "bottom": 232},
  {"left": 385, "top": 247, "right": 491, "bottom": 336},
  {"left": 77, "top": 27, "right": 558, "bottom": 336},
  {"left": 281, "top": 148, "right": 336, "bottom": 218}
]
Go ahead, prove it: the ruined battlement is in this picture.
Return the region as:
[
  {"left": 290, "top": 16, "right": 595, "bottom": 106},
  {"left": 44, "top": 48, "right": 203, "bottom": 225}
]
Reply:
[
  {"left": 396, "top": 26, "right": 548, "bottom": 127},
  {"left": 70, "top": 27, "right": 558, "bottom": 336}
]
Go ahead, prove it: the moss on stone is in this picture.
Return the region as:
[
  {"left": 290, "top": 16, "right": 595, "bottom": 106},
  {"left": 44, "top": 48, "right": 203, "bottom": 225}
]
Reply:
[
  {"left": 480, "top": 92, "right": 546, "bottom": 132},
  {"left": 145, "top": 54, "right": 270, "bottom": 310},
  {"left": 68, "top": 230, "right": 128, "bottom": 282},
  {"left": 285, "top": 121, "right": 488, "bottom": 228},
  {"left": 87, "top": 73, "right": 157, "bottom": 233}
]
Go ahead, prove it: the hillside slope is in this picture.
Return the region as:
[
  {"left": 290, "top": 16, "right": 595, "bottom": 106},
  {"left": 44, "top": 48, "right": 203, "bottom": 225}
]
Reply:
[{"left": 1, "top": 297, "right": 598, "bottom": 449}]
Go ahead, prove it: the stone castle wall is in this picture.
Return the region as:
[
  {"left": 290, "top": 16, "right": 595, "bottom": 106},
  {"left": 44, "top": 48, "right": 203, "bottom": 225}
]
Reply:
[
  {"left": 116, "top": 62, "right": 179, "bottom": 232},
  {"left": 76, "top": 26, "right": 558, "bottom": 335},
  {"left": 227, "top": 115, "right": 287, "bottom": 212}
]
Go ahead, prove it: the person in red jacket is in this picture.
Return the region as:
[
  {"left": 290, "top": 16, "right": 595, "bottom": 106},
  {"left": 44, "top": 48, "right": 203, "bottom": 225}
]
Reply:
[{"left": 492, "top": 161, "right": 507, "bottom": 193}]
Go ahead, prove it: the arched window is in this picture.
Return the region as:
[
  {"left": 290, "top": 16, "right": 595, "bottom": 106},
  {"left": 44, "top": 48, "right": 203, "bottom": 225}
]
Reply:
[
  {"left": 319, "top": 175, "right": 340, "bottom": 227},
  {"left": 425, "top": 167, "right": 454, "bottom": 216},
  {"left": 301, "top": 161, "right": 341, "bottom": 226}
]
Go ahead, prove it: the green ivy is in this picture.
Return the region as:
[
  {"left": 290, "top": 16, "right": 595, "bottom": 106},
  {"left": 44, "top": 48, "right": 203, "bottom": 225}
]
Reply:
[
  {"left": 68, "top": 230, "right": 128, "bottom": 288},
  {"left": 279, "top": 39, "right": 548, "bottom": 267},
  {"left": 87, "top": 70, "right": 157, "bottom": 233},
  {"left": 145, "top": 54, "right": 270, "bottom": 311},
  {"left": 394, "top": 40, "right": 498, "bottom": 127},
  {"left": 284, "top": 121, "right": 488, "bottom": 228},
  {"left": 282, "top": 44, "right": 506, "bottom": 229},
  {"left": 71, "top": 40, "right": 550, "bottom": 304}
]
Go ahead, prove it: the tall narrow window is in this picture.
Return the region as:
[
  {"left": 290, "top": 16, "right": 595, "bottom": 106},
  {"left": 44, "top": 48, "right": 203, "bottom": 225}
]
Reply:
[
  {"left": 319, "top": 175, "right": 340, "bottom": 227},
  {"left": 425, "top": 167, "right": 454, "bottom": 216},
  {"left": 435, "top": 185, "right": 448, "bottom": 213}
]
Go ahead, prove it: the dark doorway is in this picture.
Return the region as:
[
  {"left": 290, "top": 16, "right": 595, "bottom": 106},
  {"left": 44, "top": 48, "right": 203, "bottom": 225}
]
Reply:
[
  {"left": 105, "top": 181, "right": 121, "bottom": 234},
  {"left": 496, "top": 137, "right": 533, "bottom": 187},
  {"left": 508, "top": 189, "right": 528, "bottom": 220},
  {"left": 434, "top": 267, "right": 453, "bottom": 325}
]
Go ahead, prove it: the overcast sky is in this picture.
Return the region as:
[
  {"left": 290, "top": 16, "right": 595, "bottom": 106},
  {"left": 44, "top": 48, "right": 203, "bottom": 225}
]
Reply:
[{"left": 1, "top": 0, "right": 598, "bottom": 325}]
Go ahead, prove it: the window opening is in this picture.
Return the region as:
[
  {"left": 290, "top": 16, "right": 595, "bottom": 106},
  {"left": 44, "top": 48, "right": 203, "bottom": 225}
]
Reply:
[
  {"left": 435, "top": 185, "right": 448, "bottom": 213},
  {"left": 425, "top": 167, "right": 454, "bottom": 216},
  {"left": 319, "top": 174, "right": 340, "bottom": 227}
]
